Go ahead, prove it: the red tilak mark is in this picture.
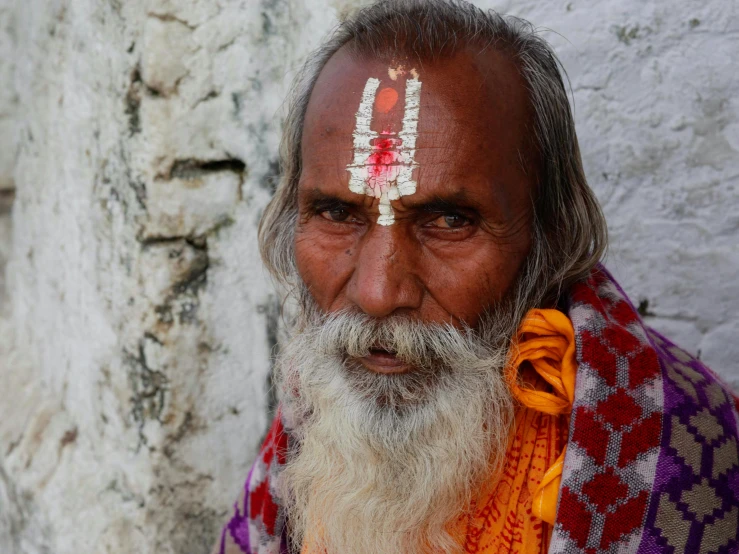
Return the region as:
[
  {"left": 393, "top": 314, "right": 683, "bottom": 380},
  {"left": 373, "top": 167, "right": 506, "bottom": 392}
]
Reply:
[
  {"left": 365, "top": 149, "right": 401, "bottom": 195},
  {"left": 367, "top": 151, "right": 398, "bottom": 166},
  {"left": 362, "top": 129, "right": 404, "bottom": 196},
  {"left": 373, "top": 137, "right": 403, "bottom": 150},
  {"left": 375, "top": 87, "right": 399, "bottom": 113}
]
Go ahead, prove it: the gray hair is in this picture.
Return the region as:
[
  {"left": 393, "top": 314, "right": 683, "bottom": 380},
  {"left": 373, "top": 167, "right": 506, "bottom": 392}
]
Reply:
[{"left": 259, "top": 0, "right": 607, "bottom": 309}]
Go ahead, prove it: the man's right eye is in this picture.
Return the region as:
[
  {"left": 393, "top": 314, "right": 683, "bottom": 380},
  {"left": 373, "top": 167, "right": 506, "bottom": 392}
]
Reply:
[{"left": 320, "top": 208, "right": 351, "bottom": 222}]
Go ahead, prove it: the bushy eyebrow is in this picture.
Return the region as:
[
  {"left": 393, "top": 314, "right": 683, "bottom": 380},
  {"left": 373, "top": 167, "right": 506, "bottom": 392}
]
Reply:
[
  {"left": 404, "top": 192, "right": 484, "bottom": 215},
  {"left": 299, "top": 188, "right": 485, "bottom": 216},
  {"left": 299, "top": 189, "right": 362, "bottom": 211}
]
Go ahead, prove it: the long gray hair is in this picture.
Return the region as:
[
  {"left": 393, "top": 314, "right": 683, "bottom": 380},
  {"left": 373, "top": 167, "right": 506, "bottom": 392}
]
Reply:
[{"left": 259, "top": 0, "right": 607, "bottom": 310}]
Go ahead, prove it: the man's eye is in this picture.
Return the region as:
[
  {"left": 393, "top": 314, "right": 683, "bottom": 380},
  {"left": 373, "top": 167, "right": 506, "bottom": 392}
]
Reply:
[
  {"left": 320, "top": 208, "right": 351, "bottom": 222},
  {"left": 430, "top": 213, "right": 470, "bottom": 229}
]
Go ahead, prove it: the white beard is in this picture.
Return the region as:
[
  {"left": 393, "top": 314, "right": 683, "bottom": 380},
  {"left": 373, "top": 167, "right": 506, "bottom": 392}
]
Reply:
[{"left": 275, "top": 307, "right": 517, "bottom": 554}]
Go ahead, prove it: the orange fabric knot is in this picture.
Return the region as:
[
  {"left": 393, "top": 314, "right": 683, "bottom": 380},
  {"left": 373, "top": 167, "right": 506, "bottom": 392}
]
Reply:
[
  {"left": 505, "top": 309, "right": 576, "bottom": 526},
  {"left": 452, "top": 308, "right": 576, "bottom": 554}
]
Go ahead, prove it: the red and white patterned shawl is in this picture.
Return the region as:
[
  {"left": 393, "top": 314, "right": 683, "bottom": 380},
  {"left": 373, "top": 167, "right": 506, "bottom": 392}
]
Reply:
[{"left": 215, "top": 265, "right": 739, "bottom": 554}]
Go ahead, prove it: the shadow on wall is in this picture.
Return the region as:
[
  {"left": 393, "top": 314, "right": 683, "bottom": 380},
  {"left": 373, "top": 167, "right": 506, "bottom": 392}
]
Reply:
[{"left": 0, "top": 184, "right": 13, "bottom": 313}]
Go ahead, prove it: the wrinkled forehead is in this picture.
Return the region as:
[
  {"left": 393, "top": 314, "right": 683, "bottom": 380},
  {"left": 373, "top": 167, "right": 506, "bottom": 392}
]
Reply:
[{"left": 301, "top": 46, "right": 535, "bottom": 176}]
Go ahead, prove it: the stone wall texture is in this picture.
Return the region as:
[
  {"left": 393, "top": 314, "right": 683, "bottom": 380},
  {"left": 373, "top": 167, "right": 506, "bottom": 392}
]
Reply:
[{"left": 0, "top": 0, "right": 737, "bottom": 552}]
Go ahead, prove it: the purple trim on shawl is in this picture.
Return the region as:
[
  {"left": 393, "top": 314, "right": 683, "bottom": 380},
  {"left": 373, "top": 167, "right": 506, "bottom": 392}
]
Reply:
[
  {"left": 638, "top": 329, "right": 739, "bottom": 553},
  {"left": 220, "top": 462, "right": 258, "bottom": 554},
  {"left": 226, "top": 509, "right": 251, "bottom": 553}
]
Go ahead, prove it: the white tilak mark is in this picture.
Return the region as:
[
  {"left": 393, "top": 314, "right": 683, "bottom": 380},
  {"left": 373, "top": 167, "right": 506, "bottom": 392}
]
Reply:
[
  {"left": 346, "top": 74, "right": 422, "bottom": 226},
  {"left": 397, "top": 76, "right": 422, "bottom": 198},
  {"left": 348, "top": 78, "right": 380, "bottom": 195},
  {"left": 377, "top": 191, "right": 394, "bottom": 226}
]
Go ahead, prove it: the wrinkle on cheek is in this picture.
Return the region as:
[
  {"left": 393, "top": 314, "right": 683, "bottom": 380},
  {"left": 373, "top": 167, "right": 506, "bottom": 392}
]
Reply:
[
  {"left": 479, "top": 211, "right": 533, "bottom": 246},
  {"left": 422, "top": 269, "right": 499, "bottom": 325},
  {"left": 414, "top": 233, "right": 530, "bottom": 324},
  {"left": 293, "top": 225, "right": 314, "bottom": 245},
  {"left": 294, "top": 226, "right": 359, "bottom": 309},
  {"left": 294, "top": 227, "right": 333, "bottom": 260}
]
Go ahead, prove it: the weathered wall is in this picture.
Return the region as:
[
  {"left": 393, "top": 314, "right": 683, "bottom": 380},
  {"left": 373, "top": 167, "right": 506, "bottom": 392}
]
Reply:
[
  {"left": 500, "top": 0, "right": 739, "bottom": 389},
  {"left": 0, "top": 1, "right": 302, "bottom": 551},
  {"left": 0, "top": 0, "right": 737, "bottom": 552},
  {"left": 0, "top": 1, "right": 17, "bottom": 311}
]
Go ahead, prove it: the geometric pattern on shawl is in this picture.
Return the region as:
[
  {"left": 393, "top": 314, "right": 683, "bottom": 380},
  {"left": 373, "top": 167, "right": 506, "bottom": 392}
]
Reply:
[
  {"left": 640, "top": 329, "right": 739, "bottom": 553},
  {"left": 215, "top": 413, "right": 289, "bottom": 554},
  {"left": 550, "top": 265, "right": 739, "bottom": 554},
  {"left": 216, "top": 265, "right": 739, "bottom": 554}
]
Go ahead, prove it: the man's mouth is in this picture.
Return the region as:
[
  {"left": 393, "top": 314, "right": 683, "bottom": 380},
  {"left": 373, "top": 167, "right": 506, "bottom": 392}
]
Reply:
[{"left": 360, "top": 346, "right": 411, "bottom": 374}]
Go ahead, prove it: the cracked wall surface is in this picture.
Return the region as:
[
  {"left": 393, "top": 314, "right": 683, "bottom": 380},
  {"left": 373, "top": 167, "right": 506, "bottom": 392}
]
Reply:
[{"left": 0, "top": 0, "right": 737, "bottom": 553}]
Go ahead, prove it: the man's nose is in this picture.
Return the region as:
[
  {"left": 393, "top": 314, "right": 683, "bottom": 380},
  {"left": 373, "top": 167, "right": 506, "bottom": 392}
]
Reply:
[{"left": 345, "top": 226, "right": 423, "bottom": 318}]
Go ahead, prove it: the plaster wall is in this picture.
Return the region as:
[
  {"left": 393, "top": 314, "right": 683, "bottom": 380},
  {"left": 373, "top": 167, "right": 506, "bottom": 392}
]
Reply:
[{"left": 0, "top": 0, "right": 736, "bottom": 552}]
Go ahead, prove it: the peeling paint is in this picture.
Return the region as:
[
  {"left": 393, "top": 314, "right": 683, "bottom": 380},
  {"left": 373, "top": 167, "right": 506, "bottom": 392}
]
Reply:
[{"left": 125, "top": 339, "right": 170, "bottom": 448}]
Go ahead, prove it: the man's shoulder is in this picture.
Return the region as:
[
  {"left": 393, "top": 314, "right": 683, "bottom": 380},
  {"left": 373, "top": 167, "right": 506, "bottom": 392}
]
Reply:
[{"left": 555, "top": 268, "right": 739, "bottom": 551}]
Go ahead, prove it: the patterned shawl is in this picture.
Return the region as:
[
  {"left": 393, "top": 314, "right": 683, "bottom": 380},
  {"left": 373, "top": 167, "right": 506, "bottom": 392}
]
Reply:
[{"left": 216, "top": 265, "right": 739, "bottom": 554}]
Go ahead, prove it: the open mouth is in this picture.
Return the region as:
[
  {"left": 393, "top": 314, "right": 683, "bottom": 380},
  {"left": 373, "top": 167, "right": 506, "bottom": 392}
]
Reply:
[
  {"left": 361, "top": 346, "right": 409, "bottom": 374},
  {"left": 369, "top": 346, "right": 397, "bottom": 358}
]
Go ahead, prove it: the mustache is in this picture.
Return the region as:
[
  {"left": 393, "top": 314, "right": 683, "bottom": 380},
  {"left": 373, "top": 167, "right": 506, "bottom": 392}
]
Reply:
[{"left": 304, "top": 308, "right": 510, "bottom": 372}]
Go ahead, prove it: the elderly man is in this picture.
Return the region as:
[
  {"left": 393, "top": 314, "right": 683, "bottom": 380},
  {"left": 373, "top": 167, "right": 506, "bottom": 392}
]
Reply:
[{"left": 214, "top": 1, "right": 739, "bottom": 553}]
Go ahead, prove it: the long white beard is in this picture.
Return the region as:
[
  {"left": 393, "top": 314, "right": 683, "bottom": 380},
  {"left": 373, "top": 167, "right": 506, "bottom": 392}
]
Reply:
[{"left": 275, "top": 306, "right": 517, "bottom": 554}]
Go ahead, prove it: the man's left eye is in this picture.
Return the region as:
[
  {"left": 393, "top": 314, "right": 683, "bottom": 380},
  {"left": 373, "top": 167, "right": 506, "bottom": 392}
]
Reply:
[
  {"left": 320, "top": 208, "right": 351, "bottom": 222},
  {"left": 430, "top": 213, "right": 470, "bottom": 229}
]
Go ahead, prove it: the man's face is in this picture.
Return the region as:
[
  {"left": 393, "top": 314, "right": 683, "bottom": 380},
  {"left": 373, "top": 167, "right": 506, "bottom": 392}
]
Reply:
[{"left": 294, "top": 47, "right": 536, "bottom": 374}]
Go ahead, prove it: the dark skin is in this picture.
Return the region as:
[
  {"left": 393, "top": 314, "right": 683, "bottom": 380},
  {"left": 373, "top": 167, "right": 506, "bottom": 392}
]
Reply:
[{"left": 294, "top": 46, "right": 538, "bottom": 374}]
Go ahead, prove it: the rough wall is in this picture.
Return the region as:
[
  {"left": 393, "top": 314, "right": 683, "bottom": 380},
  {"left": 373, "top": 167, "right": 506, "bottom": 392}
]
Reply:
[
  {"left": 0, "top": 1, "right": 17, "bottom": 311},
  {"left": 497, "top": 0, "right": 739, "bottom": 389},
  {"left": 0, "top": 0, "right": 737, "bottom": 553},
  {"left": 0, "top": 1, "right": 305, "bottom": 551}
]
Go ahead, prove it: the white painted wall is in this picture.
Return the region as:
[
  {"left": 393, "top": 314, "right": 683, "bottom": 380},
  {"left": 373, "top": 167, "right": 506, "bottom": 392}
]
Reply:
[{"left": 0, "top": 0, "right": 736, "bottom": 552}]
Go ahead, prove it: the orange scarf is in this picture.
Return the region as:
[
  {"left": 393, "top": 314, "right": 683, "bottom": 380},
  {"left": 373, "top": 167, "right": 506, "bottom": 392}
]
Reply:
[{"left": 450, "top": 308, "right": 576, "bottom": 553}]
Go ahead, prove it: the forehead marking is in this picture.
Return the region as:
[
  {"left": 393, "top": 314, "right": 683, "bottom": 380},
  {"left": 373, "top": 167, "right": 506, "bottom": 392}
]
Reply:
[
  {"left": 375, "top": 87, "right": 399, "bottom": 113},
  {"left": 346, "top": 72, "right": 422, "bottom": 225}
]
